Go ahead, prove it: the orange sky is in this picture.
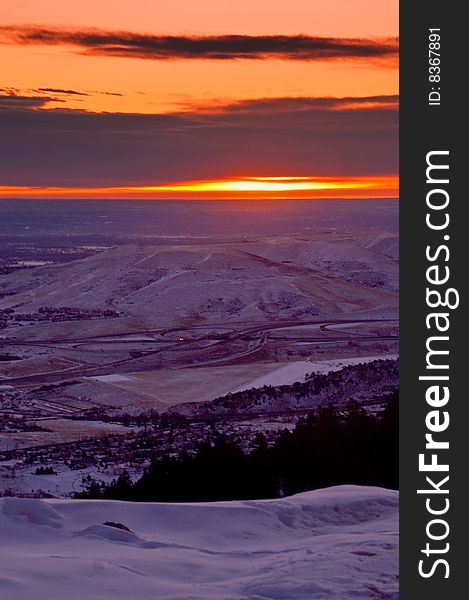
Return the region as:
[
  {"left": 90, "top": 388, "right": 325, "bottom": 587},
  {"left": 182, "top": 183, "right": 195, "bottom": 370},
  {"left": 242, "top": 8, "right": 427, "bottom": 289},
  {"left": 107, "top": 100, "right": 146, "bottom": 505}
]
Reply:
[
  {"left": 0, "top": 0, "right": 398, "bottom": 113},
  {"left": 0, "top": 1, "right": 398, "bottom": 199},
  {"left": 0, "top": 1, "right": 398, "bottom": 36}
]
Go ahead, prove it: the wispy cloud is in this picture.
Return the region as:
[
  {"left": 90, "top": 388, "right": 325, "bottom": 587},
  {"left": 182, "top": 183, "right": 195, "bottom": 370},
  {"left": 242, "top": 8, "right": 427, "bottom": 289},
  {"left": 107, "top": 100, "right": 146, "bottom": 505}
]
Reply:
[
  {"left": 99, "top": 91, "right": 123, "bottom": 97},
  {"left": 0, "top": 25, "right": 398, "bottom": 62},
  {"left": 37, "top": 87, "right": 89, "bottom": 96},
  {"left": 0, "top": 88, "right": 124, "bottom": 111},
  {"left": 188, "top": 95, "right": 399, "bottom": 113},
  {"left": 0, "top": 92, "right": 59, "bottom": 110}
]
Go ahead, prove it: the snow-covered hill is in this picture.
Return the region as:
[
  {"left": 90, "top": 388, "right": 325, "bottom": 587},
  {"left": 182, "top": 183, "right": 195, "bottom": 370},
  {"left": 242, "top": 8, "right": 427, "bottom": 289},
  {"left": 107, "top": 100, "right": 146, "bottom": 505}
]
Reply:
[
  {"left": 176, "top": 359, "right": 399, "bottom": 417},
  {"left": 0, "top": 485, "right": 398, "bottom": 599},
  {"left": 0, "top": 239, "right": 398, "bottom": 326}
]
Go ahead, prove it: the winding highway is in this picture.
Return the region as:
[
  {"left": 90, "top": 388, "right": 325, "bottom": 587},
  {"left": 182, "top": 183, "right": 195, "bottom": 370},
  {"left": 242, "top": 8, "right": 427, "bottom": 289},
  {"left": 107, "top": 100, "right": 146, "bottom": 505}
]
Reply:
[{"left": 0, "top": 318, "right": 398, "bottom": 389}]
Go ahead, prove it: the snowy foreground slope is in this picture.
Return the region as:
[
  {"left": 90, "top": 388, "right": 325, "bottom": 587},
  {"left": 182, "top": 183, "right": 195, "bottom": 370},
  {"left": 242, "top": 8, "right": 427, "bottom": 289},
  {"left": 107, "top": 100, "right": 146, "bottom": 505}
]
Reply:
[{"left": 0, "top": 486, "right": 398, "bottom": 600}]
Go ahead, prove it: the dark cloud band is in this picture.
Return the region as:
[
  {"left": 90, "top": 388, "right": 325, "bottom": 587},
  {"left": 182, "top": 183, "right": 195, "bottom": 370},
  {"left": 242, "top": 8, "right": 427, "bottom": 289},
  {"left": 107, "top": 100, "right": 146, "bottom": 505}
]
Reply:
[
  {"left": 0, "top": 92, "right": 397, "bottom": 187},
  {"left": 0, "top": 25, "right": 398, "bottom": 61}
]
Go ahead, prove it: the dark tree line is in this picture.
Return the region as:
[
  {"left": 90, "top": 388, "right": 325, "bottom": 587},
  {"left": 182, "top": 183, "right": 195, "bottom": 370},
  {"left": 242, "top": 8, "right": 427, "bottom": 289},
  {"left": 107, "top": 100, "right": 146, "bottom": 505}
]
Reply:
[{"left": 77, "top": 391, "right": 398, "bottom": 502}]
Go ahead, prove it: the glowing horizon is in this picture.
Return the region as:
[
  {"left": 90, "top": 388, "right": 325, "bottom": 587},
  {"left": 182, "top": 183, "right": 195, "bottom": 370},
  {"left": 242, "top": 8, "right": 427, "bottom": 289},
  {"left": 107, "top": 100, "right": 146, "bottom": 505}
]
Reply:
[{"left": 0, "top": 175, "right": 398, "bottom": 200}]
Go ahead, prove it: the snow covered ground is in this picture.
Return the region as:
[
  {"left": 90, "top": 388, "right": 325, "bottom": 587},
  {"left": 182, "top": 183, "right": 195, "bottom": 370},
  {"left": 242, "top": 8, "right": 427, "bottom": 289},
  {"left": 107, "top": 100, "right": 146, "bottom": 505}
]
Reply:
[
  {"left": 0, "top": 460, "right": 130, "bottom": 498},
  {"left": 91, "top": 374, "right": 134, "bottom": 383},
  {"left": 230, "top": 354, "right": 399, "bottom": 393},
  {"left": 0, "top": 485, "right": 398, "bottom": 599}
]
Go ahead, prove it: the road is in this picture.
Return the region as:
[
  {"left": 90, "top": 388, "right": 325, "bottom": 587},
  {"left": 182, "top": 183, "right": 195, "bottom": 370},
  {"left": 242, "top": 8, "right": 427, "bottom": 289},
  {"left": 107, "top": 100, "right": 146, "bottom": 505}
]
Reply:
[{"left": 0, "top": 318, "right": 398, "bottom": 388}]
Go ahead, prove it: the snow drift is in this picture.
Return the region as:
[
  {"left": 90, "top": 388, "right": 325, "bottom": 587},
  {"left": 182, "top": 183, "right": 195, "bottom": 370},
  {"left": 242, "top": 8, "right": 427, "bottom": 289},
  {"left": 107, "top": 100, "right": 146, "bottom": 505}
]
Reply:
[{"left": 0, "top": 485, "right": 398, "bottom": 599}]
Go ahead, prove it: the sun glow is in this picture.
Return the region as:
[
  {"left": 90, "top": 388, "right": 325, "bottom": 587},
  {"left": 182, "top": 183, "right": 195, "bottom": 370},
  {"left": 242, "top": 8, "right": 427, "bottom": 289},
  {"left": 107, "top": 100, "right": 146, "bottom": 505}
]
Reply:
[
  {"left": 0, "top": 176, "right": 398, "bottom": 200},
  {"left": 143, "top": 177, "right": 359, "bottom": 193}
]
